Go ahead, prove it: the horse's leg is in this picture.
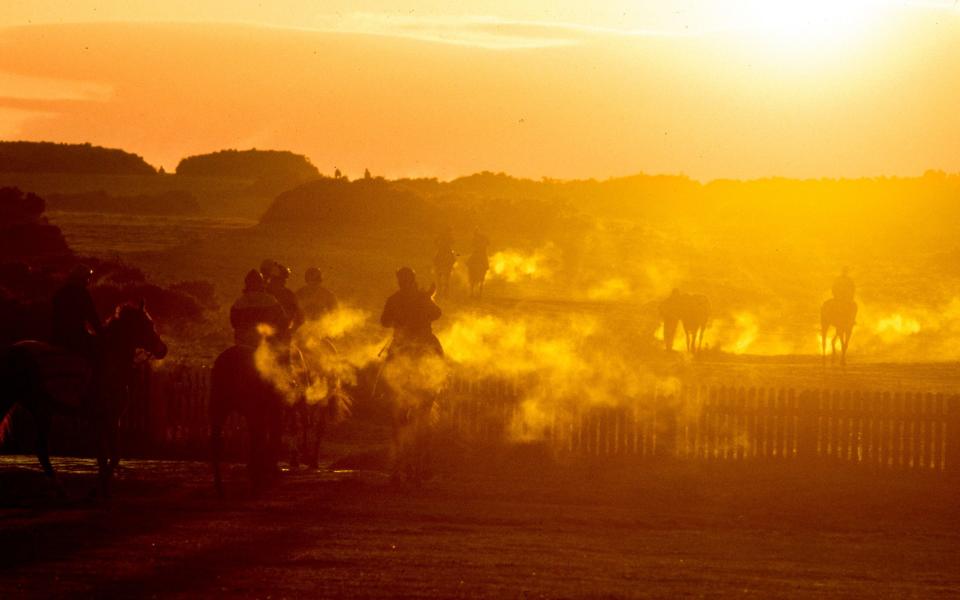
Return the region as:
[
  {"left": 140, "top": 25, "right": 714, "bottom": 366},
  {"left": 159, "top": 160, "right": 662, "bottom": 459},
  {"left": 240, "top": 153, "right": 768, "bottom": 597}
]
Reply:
[
  {"left": 98, "top": 418, "right": 120, "bottom": 499},
  {"left": 821, "top": 325, "right": 827, "bottom": 366},
  {"left": 93, "top": 417, "right": 111, "bottom": 499},
  {"left": 211, "top": 411, "right": 225, "bottom": 498},
  {"left": 33, "top": 408, "right": 55, "bottom": 477},
  {"left": 309, "top": 400, "right": 326, "bottom": 470},
  {"left": 108, "top": 415, "right": 121, "bottom": 473},
  {"left": 840, "top": 328, "right": 851, "bottom": 366},
  {"left": 267, "top": 399, "right": 283, "bottom": 483},
  {"left": 248, "top": 416, "right": 265, "bottom": 492},
  {"left": 831, "top": 333, "right": 840, "bottom": 365}
]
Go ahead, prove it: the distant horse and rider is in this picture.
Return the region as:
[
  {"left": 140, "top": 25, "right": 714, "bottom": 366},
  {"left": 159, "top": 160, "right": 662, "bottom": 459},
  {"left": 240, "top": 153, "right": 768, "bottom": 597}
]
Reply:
[
  {"left": 466, "top": 230, "right": 490, "bottom": 299},
  {"left": 0, "top": 265, "right": 167, "bottom": 497},
  {"left": 433, "top": 228, "right": 457, "bottom": 299},
  {"left": 821, "top": 267, "right": 857, "bottom": 366},
  {"left": 660, "top": 288, "right": 711, "bottom": 354}
]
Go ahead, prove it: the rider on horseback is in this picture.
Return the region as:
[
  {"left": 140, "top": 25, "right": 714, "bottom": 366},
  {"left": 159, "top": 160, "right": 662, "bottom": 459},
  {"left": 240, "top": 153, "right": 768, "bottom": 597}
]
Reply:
[
  {"left": 51, "top": 264, "right": 101, "bottom": 366},
  {"left": 261, "top": 259, "right": 304, "bottom": 342},
  {"left": 296, "top": 267, "right": 338, "bottom": 321},
  {"left": 230, "top": 269, "right": 287, "bottom": 348},
  {"left": 832, "top": 267, "right": 856, "bottom": 304},
  {"left": 381, "top": 267, "right": 443, "bottom": 358}
]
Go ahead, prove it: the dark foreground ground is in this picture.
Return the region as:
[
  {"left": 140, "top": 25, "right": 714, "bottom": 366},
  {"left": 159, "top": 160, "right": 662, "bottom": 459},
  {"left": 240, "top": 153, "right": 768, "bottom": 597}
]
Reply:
[{"left": 1, "top": 454, "right": 958, "bottom": 599}]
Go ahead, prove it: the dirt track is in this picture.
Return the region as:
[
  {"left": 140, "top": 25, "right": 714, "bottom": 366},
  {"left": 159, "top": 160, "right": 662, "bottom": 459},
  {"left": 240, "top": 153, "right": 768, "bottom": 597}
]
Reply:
[{"left": 2, "top": 455, "right": 959, "bottom": 598}]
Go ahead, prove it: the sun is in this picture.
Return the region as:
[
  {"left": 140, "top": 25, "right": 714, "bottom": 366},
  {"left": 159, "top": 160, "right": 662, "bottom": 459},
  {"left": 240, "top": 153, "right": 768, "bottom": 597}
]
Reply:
[{"left": 726, "top": 0, "right": 883, "bottom": 57}]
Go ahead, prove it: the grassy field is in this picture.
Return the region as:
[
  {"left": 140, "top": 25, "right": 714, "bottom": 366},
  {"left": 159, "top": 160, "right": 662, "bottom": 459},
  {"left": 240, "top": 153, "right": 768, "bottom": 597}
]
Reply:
[{"left": 1, "top": 455, "right": 958, "bottom": 598}]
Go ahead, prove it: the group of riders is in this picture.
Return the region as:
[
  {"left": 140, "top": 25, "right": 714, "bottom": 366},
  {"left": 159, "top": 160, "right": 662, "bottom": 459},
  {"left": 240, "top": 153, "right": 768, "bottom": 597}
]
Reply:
[
  {"left": 51, "top": 254, "right": 857, "bottom": 375},
  {"left": 230, "top": 259, "right": 443, "bottom": 364}
]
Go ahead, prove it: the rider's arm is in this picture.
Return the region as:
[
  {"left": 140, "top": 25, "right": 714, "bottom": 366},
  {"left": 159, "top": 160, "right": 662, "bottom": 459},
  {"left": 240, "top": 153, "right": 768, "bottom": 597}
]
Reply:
[{"left": 423, "top": 293, "right": 442, "bottom": 321}]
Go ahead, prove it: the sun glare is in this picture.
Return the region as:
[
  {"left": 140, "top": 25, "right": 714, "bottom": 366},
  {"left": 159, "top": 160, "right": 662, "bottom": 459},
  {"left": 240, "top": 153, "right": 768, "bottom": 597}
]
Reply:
[{"left": 727, "top": 0, "right": 882, "bottom": 56}]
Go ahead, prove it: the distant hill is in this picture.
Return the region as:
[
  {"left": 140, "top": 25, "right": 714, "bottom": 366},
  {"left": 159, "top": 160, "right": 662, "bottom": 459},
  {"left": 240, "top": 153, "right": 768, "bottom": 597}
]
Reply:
[
  {"left": 259, "top": 177, "right": 442, "bottom": 230},
  {"left": 176, "top": 149, "right": 319, "bottom": 182},
  {"left": 45, "top": 190, "right": 202, "bottom": 215},
  {"left": 0, "top": 141, "right": 156, "bottom": 175}
]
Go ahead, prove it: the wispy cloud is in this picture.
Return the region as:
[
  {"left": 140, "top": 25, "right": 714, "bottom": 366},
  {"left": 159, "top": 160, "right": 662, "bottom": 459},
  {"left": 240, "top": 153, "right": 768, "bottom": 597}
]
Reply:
[
  {"left": 0, "top": 72, "right": 113, "bottom": 138},
  {"left": 0, "top": 72, "right": 113, "bottom": 102},
  {"left": 303, "top": 13, "right": 691, "bottom": 49}
]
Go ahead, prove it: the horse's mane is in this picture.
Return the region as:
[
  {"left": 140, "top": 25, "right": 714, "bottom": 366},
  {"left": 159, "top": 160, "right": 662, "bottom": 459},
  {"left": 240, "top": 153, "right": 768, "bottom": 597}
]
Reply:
[{"left": 105, "top": 302, "right": 152, "bottom": 327}]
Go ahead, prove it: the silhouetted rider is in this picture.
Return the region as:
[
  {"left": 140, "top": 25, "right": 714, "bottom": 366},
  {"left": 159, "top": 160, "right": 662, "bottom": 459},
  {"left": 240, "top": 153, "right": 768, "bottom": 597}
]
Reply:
[
  {"left": 381, "top": 267, "right": 443, "bottom": 358},
  {"left": 832, "top": 267, "right": 855, "bottom": 303},
  {"left": 51, "top": 264, "right": 101, "bottom": 363},
  {"left": 230, "top": 269, "right": 287, "bottom": 348},
  {"left": 260, "top": 259, "right": 304, "bottom": 342},
  {"left": 296, "top": 267, "right": 338, "bottom": 321}
]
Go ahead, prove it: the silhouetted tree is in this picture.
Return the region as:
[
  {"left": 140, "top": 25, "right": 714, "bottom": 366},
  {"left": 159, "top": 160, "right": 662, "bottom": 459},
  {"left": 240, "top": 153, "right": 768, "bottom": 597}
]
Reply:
[
  {"left": 0, "top": 141, "right": 156, "bottom": 174},
  {"left": 176, "top": 149, "right": 319, "bottom": 181}
]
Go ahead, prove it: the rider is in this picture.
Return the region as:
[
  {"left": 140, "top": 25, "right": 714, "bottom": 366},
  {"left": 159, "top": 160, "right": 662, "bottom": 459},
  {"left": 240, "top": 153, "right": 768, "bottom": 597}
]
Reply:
[
  {"left": 230, "top": 269, "right": 287, "bottom": 348},
  {"left": 470, "top": 229, "right": 489, "bottom": 257},
  {"left": 381, "top": 267, "right": 443, "bottom": 358},
  {"left": 260, "top": 259, "right": 305, "bottom": 341},
  {"left": 433, "top": 227, "right": 457, "bottom": 297},
  {"left": 832, "top": 267, "right": 856, "bottom": 303},
  {"left": 51, "top": 264, "right": 102, "bottom": 364},
  {"left": 296, "top": 267, "right": 338, "bottom": 321}
]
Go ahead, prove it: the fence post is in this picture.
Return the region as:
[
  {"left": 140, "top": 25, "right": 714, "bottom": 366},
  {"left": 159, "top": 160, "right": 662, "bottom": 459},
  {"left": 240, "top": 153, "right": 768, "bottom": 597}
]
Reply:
[
  {"left": 948, "top": 395, "right": 960, "bottom": 477},
  {"left": 796, "top": 390, "right": 817, "bottom": 463},
  {"left": 656, "top": 392, "right": 678, "bottom": 458}
]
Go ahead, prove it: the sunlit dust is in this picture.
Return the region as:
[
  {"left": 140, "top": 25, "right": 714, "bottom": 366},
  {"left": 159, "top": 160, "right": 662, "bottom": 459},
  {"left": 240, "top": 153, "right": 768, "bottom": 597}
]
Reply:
[
  {"left": 438, "top": 312, "right": 678, "bottom": 441},
  {"left": 731, "top": 311, "right": 759, "bottom": 354},
  {"left": 873, "top": 313, "right": 922, "bottom": 343},
  {"left": 488, "top": 245, "right": 557, "bottom": 282},
  {"left": 587, "top": 277, "right": 632, "bottom": 301}
]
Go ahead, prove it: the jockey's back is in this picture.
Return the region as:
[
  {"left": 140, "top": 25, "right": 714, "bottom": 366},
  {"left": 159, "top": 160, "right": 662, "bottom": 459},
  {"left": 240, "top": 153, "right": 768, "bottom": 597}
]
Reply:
[
  {"left": 381, "top": 288, "right": 442, "bottom": 357},
  {"left": 296, "top": 282, "right": 337, "bottom": 322},
  {"left": 231, "top": 289, "right": 286, "bottom": 347},
  {"left": 832, "top": 272, "right": 856, "bottom": 304}
]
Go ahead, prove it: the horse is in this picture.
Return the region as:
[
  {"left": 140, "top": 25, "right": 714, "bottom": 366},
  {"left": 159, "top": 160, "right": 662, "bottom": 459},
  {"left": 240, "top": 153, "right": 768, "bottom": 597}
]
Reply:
[
  {"left": 821, "top": 298, "right": 857, "bottom": 366},
  {"left": 466, "top": 251, "right": 489, "bottom": 300},
  {"left": 209, "top": 343, "right": 286, "bottom": 496},
  {"left": 660, "top": 291, "right": 710, "bottom": 354},
  {"left": 375, "top": 340, "right": 446, "bottom": 486},
  {"left": 433, "top": 248, "right": 457, "bottom": 299},
  {"left": 0, "top": 301, "right": 167, "bottom": 497},
  {"left": 286, "top": 339, "right": 349, "bottom": 470}
]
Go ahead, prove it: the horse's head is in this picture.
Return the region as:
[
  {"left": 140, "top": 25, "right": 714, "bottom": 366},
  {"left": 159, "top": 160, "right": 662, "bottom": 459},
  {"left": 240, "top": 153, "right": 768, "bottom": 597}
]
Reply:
[{"left": 110, "top": 300, "right": 168, "bottom": 359}]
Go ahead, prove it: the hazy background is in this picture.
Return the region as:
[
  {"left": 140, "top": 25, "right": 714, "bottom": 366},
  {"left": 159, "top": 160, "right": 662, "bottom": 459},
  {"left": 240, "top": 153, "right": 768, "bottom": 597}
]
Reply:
[{"left": 2, "top": 1, "right": 959, "bottom": 180}]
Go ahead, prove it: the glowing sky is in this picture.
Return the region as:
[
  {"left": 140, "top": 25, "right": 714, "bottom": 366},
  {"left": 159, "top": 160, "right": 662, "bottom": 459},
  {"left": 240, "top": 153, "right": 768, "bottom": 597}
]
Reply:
[{"left": 1, "top": 1, "right": 959, "bottom": 178}]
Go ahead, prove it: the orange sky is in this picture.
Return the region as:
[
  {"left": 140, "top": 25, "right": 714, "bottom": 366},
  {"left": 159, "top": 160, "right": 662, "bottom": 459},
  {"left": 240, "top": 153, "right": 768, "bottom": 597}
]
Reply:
[{"left": 1, "top": 2, "right": 959, "bottom": 179}]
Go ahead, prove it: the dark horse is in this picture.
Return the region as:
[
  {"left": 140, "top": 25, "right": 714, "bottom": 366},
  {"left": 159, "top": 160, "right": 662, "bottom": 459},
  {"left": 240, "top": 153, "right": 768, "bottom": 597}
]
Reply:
[
  {"left": 375, "top": 342, "right": 445, "bottom": 486},
  {"left": 209, "top": 344, "right": 285, "bottom": 496},
  {"left": 0, "top": 301, "right": 167, "bottom": 496},
  {"left": 821, "top": 298, "right": 857, "bottom": 366},
  {"left": 660, "top": 290, "right": 710, "bottom": 354},
  {"left": 433, "top": 247, "right": 457, "bottom": 299},
  {"left": 286, "top": 339, "right": 348, "bottom": 470},
  {"left": 466, "top": 252, "right": 489, "bottom": 299}
]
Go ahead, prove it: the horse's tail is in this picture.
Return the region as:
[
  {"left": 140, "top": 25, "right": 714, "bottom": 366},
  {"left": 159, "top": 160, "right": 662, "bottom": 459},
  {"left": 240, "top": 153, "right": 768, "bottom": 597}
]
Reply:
[{"left": 0, "top": 345, "right": 30, "bottom": 444}]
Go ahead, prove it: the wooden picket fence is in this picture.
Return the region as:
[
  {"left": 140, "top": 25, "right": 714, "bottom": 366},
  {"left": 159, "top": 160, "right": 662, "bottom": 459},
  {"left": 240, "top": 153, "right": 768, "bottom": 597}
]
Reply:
[
  {"left": 442, "top": 379, "right": 960, "bottom": 472},
  {"left": 6, "top": 363, "right": 960, "bottom": 474}
]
